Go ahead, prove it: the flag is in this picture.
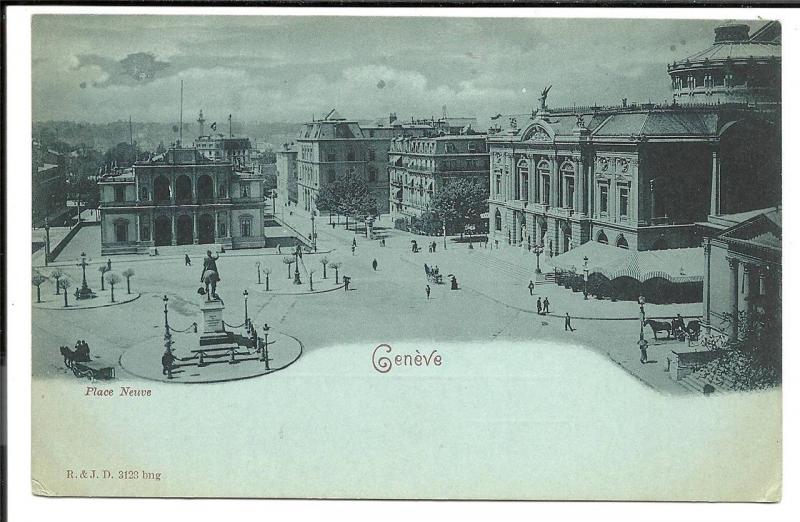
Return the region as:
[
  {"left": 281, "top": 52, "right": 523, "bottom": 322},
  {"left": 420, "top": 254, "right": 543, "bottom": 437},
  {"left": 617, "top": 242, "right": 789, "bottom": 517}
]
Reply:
[{"left": 210, "top": 122, "right": 217, "bottom": 131}]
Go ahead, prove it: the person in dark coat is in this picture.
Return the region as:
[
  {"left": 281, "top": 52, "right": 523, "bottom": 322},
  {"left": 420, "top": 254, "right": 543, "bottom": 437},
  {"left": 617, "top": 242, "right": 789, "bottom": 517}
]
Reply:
[
  {"left": 564, "top": 313, "right": 575, "bottom": 332},
  {"left": 536, "top": 297, "right": 542, "bottom": 315},
  {"left": 528, "top": 280, "right": 535, "bottom": 296},
  {"left": 543, "top": 297, "right": 550, "bottom": 314},
  {"left": 372, "top": 259, "right": 378, "bottom": 271},
  {"left": 343, "top": 276, "right": 351, "bottom": 291},
  {"left": 638, "top": 337, "right": 649, "bottom": 364},
  {"left": 426, "top": 284, "right": 431, "bottom": 300},
  {"left": 184, "top": 253, "right": 191, "bottom": 266},
  {"left": 162, "top": 349, "right": 176, "bottom": 378}
]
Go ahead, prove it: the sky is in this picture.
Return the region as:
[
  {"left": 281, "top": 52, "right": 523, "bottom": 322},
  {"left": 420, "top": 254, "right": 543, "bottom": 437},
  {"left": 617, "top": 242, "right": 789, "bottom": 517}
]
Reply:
[{"left": 31, "top": 15, "right": 752, "bottom": 126}]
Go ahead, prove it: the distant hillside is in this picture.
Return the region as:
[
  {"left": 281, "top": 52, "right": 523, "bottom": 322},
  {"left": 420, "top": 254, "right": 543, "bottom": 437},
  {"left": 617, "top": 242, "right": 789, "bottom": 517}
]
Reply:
[{"left": 32, "top": 120, "right": 304, "bottom": 153}]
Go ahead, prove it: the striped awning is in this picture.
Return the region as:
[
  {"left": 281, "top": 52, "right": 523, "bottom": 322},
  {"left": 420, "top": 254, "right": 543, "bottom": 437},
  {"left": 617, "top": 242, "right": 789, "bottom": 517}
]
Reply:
[{"left": 551, "top": 241, "right": 703, "bottom": 283}]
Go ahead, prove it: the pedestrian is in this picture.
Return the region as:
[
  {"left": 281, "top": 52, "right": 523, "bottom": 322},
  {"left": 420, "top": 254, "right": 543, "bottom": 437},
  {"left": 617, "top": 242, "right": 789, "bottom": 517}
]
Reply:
[
  {"left": 432, "top": 241, "right": 437, "bottom": 252},
  {"left": 162, "top": 349, "right": 175, "bottom": 379},
  {"left": 351, "top": 244, "right": 356, "bottom": 256},
  {"left": 343, "top": 275, "right": 351, "bottom": 291},
  {"left": 184, "top": 253, "right": 191, "bottom": 266},
  {"left": 543, "top": 297, "right": 550, "bottom": 314},
  {"left": 426, "top": 284, "right": 431, "bottom": 300},
  {"left": 106, "top": 258, "right": 112, "bottom": 271},
  {"left": 564, "top": 313, "right": 575, "bottom": 332},
  {"left": 277, "top": 244, "right": 282, "bottom": 254},
  {"left": 638, "top": 337, "right": 649, "bottom": 364},
  {"left": 428, "top": 243, "right": 433, "bottom": 253},
  {"left": 372, "top": 258, "right": 378, "bottom": 271},
  {"left": 528, "top": 280, "right": 535, "bottom": 296},
  {"left": 352, "top": 237, "right": 357, "bottom": 248},
  {"left": 536, "top": 297, "right": 542, "bottom": 315},
  {"left": 332, "top": 222, "right": 336, "bottom": 229}
]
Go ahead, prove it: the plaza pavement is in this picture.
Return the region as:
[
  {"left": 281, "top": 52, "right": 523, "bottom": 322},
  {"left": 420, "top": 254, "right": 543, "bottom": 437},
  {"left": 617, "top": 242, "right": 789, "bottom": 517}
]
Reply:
[{"left": 31, "top": 207, "right": 697, "bottom": 394}]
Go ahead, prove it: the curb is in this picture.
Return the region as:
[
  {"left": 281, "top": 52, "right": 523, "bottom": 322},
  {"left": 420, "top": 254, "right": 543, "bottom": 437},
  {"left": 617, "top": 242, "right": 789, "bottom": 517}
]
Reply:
[{"left": 32, "top": 292, "right": 142, "bottom": 311}]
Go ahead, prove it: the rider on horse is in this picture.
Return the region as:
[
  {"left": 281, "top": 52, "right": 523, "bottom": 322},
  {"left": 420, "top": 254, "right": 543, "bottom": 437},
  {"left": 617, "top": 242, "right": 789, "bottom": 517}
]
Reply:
[{"left": 201, "top": 250, "right": 221, "bottom": 300}]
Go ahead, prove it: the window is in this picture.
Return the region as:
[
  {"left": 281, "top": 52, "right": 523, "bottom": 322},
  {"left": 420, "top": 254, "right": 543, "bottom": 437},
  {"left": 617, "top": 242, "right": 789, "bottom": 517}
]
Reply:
[
  {"left": 327, "top": 170, "right": 335, "bottom": 183},
  {"left": 240, "top": 216, "right": 252, "bottom": 237},
  {"left": 241, "top": 183, "right": 250, "bottom": 198},
  {"left": 114, "top": 186, "right": 125, "bottom": 202},
  {"left": 494, "top": 209, "right": 502, "bottom": 231},
  {"left": 327, "top": 151, "right": 336, "bottom": 162},
  {"left": 537, "top": 159, "right": 551, "bottom": 205},
  {"left": 368, "top": 168, "right": 377, "bottom": 182},
  {"left": 468, "top": 142, "right": 477, "bottom": 153},
  {"left": 518, "top": 161, "right": 529, "bottom": 201},
  {"left": 139, "top": 187, "right": 149, "bottom": 201},
  {"left": 218, "top": 183, "right": 228, "bottom": 198},
  {"left": 599, "top": 185, "right": 609, "bottom": 213},
  {"left": 218, "top": 220, "right": 227, "bottom": 237},
  {"left": 619, "top": 188, "right": 629, "bottom": 217},
  {"left": 560, "top": 162, "right": 575, "bottom": 209},
  {"left": 369, "top": 149, "right": 376, "bottom": 161},
  {"left": 541, "top": 175, "right": 550, "bottom": 205},
  {"left": 597, "top": 230, "right": 608, "bottom": 244},
  {"left": 616, "top": 235, "right": 629, "bottom": 249},
  {"left": 494, "top": 175, "right": 501, "bottom": 197}
]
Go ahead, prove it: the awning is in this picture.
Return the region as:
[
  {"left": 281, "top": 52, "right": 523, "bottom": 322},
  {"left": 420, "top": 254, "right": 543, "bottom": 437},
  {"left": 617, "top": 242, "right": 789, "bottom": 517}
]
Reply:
[{"left": 551, "top": 241, "right": 703, "bottom": 283}]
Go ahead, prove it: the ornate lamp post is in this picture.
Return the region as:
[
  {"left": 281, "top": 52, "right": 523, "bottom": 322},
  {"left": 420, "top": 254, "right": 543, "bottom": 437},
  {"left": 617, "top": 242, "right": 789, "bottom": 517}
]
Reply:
[
  {"left": 262, "top": 323, "right": 271, "bottom": 370},
  {"left": 76, "top": 252, "right": 93, "bottom": 298},
  {"left": 293, "top": 247, "right": 302, "bottom": 285},
  {"left": 243, "top": 289, "right": 249, "bottom": 326},
  {"left": 533, "top": 243, "right": 544, "bottom": 274},
  {"left": 163, "top": 295, "right": 171, "bottom": 340},
  {"left": 583, "top": 256, "right": 589, "bottom": 300},
  {"left": 43, "top": 217, "right": 51, "bottom": 266},
  {"left": 638, "top": 295, "right": 647, "bottom": 340},
  {"left": 311, "top": 212, "right": 317, "bottom": 252}
]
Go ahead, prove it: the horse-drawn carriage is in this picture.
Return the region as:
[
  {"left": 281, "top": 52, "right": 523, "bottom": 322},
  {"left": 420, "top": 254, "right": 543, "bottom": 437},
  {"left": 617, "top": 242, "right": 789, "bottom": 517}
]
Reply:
[
  {"left": 644, "top": 318, "right": 701, "bottom": 342},
  {"left": 60, "top": 344, "right": 115, "bottom": 380},
  {"left": 424, "top": 264, "right": 443, "bottom": 284}
]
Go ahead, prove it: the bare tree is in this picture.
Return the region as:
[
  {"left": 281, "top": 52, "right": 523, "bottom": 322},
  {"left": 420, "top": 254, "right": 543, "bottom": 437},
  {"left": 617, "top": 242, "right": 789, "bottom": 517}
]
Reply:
[
  {"left": 329, "top": 262, "right": 342, "bottom": 284},
  {"left": 320, "top": 256, "right": 329, "bottom": 279},
  {"left": 122, "top": 268, "right": 135, "bottom": 294},
  {"left": 32, "top": 271, "right": 48, "bottom": 303},
  {"left": 59, "top": 278, "right": 71, "bottom": 307},
  {"left": 50, "top": 268, "right": 64, "bottom": 295},
  {"left": 282, "top": 256, "right": 294, "bottom": 279},
  {"left": 262, "top": 266, "right": 272, "bottom": 291},
  {"left": 98, "top": 265, "right": 109, "bottom": 290},
  {"left": 105, "top": 272, "right": 122, "bottom": 302}
]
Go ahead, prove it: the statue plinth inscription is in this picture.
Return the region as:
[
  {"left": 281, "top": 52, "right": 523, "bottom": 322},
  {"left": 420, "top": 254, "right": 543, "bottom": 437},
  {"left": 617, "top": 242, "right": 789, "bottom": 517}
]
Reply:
[{"left": 199, "top": 299, "right": 234, "bottom": 347}]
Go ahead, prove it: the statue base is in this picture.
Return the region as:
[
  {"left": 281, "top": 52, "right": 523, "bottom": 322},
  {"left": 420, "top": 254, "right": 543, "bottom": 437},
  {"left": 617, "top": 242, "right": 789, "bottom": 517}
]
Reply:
[{"left": 199, "top": 299, "right": 235, "bottom": 347}]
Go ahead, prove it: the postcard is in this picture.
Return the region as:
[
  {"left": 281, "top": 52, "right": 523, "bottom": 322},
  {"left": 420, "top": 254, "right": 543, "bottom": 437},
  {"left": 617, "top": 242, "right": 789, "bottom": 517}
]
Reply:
[{"left": 26, "top": 11, "right": 781, "bottom": 501}]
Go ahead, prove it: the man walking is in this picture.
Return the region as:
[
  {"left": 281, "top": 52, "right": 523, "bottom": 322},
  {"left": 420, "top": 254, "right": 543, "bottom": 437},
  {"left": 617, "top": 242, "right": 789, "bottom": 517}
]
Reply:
[
  {"left": 343, "top": 276, "right": 351, "bottom": 291},
  {"left": 432, "top": 241, "right": 437, "bottom": 253},
  {"left": 638, "top": 337, "right": 649, "bottom": 364},
  {"left": 528, "top": 280, "right": 535, "bottom": 296},
  {"left": 536, "top": 297, "right": 542, "bottom": 315},
  {"left": 564, "top": 312, "right": 575, "bottom": 332},
  {"left": 351, "top": 244, "right": 356, "bottom": 256},
  {"left": 543, "top": 297, "right": 550, "bottom": 315},
  {"left": 426, "top": 284, "right": 431, "bottom": 300},
  {"left": 372, "top": 258, "right": 378, "bottom": 271},
  {"left": 184, "top": 252, "right": 192, "bottom": 266}
]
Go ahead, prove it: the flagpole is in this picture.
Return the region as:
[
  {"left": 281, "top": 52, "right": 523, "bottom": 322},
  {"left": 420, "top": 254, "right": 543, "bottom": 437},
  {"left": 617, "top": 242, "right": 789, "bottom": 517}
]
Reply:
[{"left": 179, "top": 80, "right": 184, "bottom": 146}]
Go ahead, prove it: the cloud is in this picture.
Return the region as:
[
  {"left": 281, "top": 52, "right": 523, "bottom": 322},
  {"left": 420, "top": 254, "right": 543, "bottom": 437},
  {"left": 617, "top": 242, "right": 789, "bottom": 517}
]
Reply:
[{"left": 75, "top": 52, "right": 171, "bottom": 87}]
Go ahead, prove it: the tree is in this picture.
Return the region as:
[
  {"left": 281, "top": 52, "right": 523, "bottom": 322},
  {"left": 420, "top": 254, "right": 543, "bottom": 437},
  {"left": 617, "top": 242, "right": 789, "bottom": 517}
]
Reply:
[
  {"left": 698, "top": 308, "right": 781, "bottom": 391},
  {"left": 329, "top": 262, "right": 342, "bottom": 284},
  {"left": 32, "top": 272, "right": 48, "bottom": 303},
  {"left": 317, "top": 176, "right": 378, "bottom": 232},
  {"left": 430, "top": 178, "right": 488, "bottom": 240},
  {"left": 262, "top": 267, "right": 272, "bottom": 291},
  {"left": 308, "top": 268, "right": 316, "bottom": 291},
  {"left": 50, "top": 268, "right": 64, "bottom": 295},
  {"left": 122, "top": 268, "right": 135, "bottom": 294},
  {"left": 98, "top": 265, "right": 109, "bottom": 290},
  {"left": 105, "top": 272, "right": 122, "bottom": 302},
  {"left": 282, "top": 256, "right": 295, "bottom": 279},
  {"left": 59, "top": 278, "right": 71, "bottom": 307},
  {"left": 103, "top": 142, "right": 140, "bottom": 168},
  {"left": 320, "top": 257, "right": 329, "bottom": 279}
]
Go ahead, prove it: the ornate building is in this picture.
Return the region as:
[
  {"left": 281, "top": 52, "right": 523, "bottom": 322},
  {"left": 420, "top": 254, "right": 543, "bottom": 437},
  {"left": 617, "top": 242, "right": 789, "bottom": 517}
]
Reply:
[
  {"left": 389, "top": 132, "right": 489, "bottom": 223},
  {"left": 488, "top": 21, "right": 780, "bottom": 258},
  {"left": 98, "top": 147, "right": 265, "bottom": 255}
]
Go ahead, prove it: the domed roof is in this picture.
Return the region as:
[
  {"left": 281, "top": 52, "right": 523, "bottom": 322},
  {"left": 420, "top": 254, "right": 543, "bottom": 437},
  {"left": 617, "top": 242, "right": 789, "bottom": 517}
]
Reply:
[{"left": 673, "top": 21, "right": 780, "bottom": 66}]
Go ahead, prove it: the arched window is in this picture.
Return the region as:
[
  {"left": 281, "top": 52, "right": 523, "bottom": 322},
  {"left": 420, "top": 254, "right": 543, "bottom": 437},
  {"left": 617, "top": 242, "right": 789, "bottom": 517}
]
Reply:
[
  {"left": 537, "top": 159, "right": 551, "bottom": 205},
  {"left": 560, "top": 161, "right": 575, "bottom": 209},
  {"left": 154, "top": 176, "right": 171, "bottom": 202},
  {"left": 517, "top": 160, "right": 529, "bottom": 201},
  {"left": 616, "top": 234, "right": 629, "bottom": 250},
  {"left": 175, "top": 175, "right": 192, "bottom": 202},
  {"left": 139, "top": 186, "right": 149, "bottom": 201},
  {"left": 218, "top": 183, "right": 228, "bottom": 199},
  {"left": 494, "top": 209, "right": 502, "bottom": 231},
  {"left": 241, "top": 183, "right": 250, "bottom": 198},
  {"left": 239, "top": 215, "right": 253, "bottom": 237},
  {"left": 368, "top": 167, "right": 377, "bottom": 182},
  {"left": 597, "top": 230, "right": 608, "bottom": 244}
]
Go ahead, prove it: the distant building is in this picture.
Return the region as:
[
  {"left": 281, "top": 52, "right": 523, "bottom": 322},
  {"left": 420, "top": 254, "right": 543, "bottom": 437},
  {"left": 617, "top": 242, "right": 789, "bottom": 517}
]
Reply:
[
  {"left": 276, "top": 142, "right": 298, "bottom": 205},
  {"left": 195, "top": 134, "right": 252, "bottom": 165},
  {"left": 702, "top": 207, "right": 781, "bottom": 338},
  {"left": 294, "top": 109, "right": 432, "bottom": 215},
  {"left": 98, "top": 147, "right": 264, "bottom": 255},
  {"left": 388, "top": 133, "right": 489, "bottom": 225}
]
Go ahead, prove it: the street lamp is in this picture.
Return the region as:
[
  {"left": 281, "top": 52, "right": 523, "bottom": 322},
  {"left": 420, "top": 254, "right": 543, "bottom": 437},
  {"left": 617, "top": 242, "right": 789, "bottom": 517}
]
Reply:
[
  {"left": 638, "top": 295, "right": 647, "bottom": 339},
  {"left": 311, "top": 212, "right": 317, "bottom": 252},
  {"left": 163, "top": 294, "right": 172, "bottom": 340},
  {"left": 583, "top": 256, "right": 589, "bottom": 300},
  {"left": 293, "top": 246, "right": 302, "bottom": 285},
  {"left": 533, "top": 244, "right": 544, "bottom": 274},
  {"left": 262, "top": 323, "right": 271, "bottom": 370},
  {"left": 43, "top": 217, "right": 51, "bottom": 266},
  {"left": 243, "top": 289, "right": 249, "bottom": 325},
  {"left": 76, "top": 251, "right": 93, "bottom": 298}
]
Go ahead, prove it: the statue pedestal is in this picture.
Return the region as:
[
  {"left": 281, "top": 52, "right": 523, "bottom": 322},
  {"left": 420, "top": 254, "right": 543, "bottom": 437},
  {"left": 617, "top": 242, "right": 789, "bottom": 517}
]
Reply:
[{"left": 199, "top": 299, "right": 234, "bottom": 347}]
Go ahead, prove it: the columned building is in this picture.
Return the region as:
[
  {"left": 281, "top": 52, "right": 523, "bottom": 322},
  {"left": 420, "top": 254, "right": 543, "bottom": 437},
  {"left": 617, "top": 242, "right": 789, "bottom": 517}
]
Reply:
[
  {"left": 389, "top": 133, "right": 489, "bottom": 223},
  {"left": 99, "top": 147, "right": 264, "bottom": 255}
]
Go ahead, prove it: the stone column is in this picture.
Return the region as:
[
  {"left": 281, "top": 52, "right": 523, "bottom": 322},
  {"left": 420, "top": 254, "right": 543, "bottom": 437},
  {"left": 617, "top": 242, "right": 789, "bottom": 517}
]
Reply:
[
  {"left": 710, "top": 149, "right": 720, "bottom": 216},
  {"left": 136, "top": 214, "right": 141, "bottom": 242},
  {"left": 549, "top": 156, "right": 558, "bottom": 208},
  {"left": 759, "top": 266, "right": 768, "bottom": 296},
  {"left": 703, "top": 239, "right": 711, "bottom": 324},
  {"left": 214, "top": 212, "right": 219, "bottom": 241},
  {"left": 193, "top": 211, "right": 199, "bottom": 244},
  {"left": 227, "top": 212, "right": 232, "bottom": 238},
  {"left": 728, "top": 257, "right": 739, "bottom": 339},
  {"left": 742, "top": 263, "right": 752, "bottom": 316},
  {"left": 575, "top": 158, "right": 583, "bottom": 214},
  {"left": 170, "top": 213, "right": 177, "bottom": 246}
]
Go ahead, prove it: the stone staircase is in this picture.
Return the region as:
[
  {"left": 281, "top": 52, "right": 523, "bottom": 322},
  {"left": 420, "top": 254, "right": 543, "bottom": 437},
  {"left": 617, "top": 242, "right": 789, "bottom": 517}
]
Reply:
[{"left": 677, "top": 372, "right": 735, "bottom": 395}]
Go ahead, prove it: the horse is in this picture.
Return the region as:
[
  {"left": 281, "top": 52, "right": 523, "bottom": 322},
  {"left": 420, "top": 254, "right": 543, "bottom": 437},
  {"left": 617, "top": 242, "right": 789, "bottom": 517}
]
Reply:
[
  {"left": 201, "top": 269, "right": 220, "bottom": 299},
  {"left": 644, "top": 319, "right": 672, "bottom": 340},
  {"left": 60, "top": 346, "right": 78, "bottom": 368}
]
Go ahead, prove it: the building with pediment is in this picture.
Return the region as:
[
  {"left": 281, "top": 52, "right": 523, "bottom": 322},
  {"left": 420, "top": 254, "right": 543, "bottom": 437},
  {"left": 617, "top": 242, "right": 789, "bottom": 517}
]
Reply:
[
  {"left": 487, "top": 21, "right": 780, "bottom": 260},
  {"left": 98, "top": 147, "right": 265, "bottom": 255}
]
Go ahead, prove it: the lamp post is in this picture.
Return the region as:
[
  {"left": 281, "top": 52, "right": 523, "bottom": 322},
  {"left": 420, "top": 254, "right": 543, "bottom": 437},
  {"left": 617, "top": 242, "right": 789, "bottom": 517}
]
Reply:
[
  {"left": 76, "top": 251, "right": 93, "bottom": 298},
  {"left": 243, "top": 289, "right": 249, "bottom": 326},
  {"left": 638, "top": 295, "right": 646, "bottom": 340},
  {"left": 293, "top": 247, "right": 302, "bottom": 285},
  {"left": 271, "top": 190, "right": 276, "bottom": 218},
  {"left": 533, "top": 244, "right": 544, "bottom": 274},
  {"left": 583, "top": 256, "right": 589, "bottom": 300},
  {"left": 163, "top": 294, "right": 172, "bottom": 340},
  {"left": 43, "top": 217, "right": 51, "bottom": 266},
  {"left": 262, "top": 323, "right": 271, "bottom": 370},
  {"left": 311, "top": 212, "right": 317, "bottom": 252}
]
